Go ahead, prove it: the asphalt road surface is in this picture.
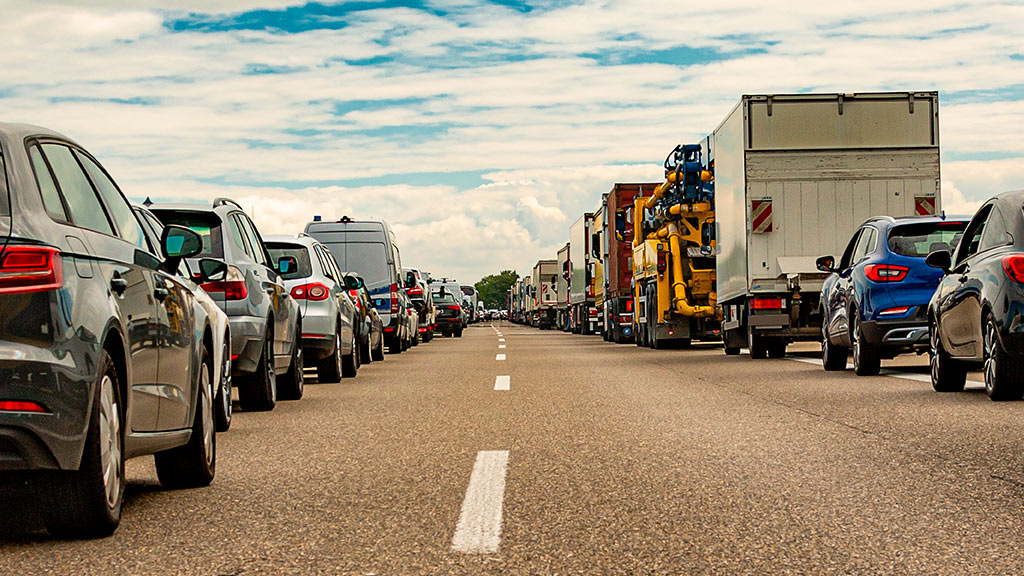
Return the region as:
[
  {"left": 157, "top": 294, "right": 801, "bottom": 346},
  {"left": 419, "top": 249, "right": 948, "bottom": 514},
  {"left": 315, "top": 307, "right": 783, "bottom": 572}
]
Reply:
[{"left": 4, "top": 322, "right": 1024, "bottom": 575}]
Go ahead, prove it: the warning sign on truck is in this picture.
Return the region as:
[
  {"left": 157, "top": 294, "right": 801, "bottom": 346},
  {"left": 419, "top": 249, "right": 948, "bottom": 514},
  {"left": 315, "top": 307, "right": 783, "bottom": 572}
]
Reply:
[
  {"left": 751, "top": 199, "right": 773, "bottom": 234},
  {"left": 914, "top": 196, "right": 936, "bottom": 215}
]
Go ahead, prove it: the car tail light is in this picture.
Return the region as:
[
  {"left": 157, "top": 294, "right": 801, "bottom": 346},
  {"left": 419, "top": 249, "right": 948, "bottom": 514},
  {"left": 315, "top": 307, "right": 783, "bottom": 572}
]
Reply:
[
  {"left": 1003, "top": 255, "right": 1024, "bottom": 283},
  {"left": 0, "top": 400, "right": 48, "bottom": 413},
  {"left": 447, "top": 305, "right": 461, "bottom": 311},
  {"left": 201, "top": 265, "right": 248, "bottom": 300},
  {"left": 657, "top": 252, "right": 667, "bottom": 274},
  {"left": 291, "top": 283, "right": 329, "bottom": 300},
  {"left": 750, "top": 297, "right": 784, "bottom": 310},
  {"left": 589, "top": 308, "right": 598, "bottom": 316},
  {"left": 408, "top": 287, "right": 423, "bottom": 296},
  {"left": 879, "top": 306, "right": 912, "bottom": 316},
  {"left": 864, "top": 264, "right": 909, "bottom": 282},
  {"left": 0, "top": 246, "right": 63, "bottom": 294},
  {"left": 390, "top": 283, "right": 399, "bottom": 313}
]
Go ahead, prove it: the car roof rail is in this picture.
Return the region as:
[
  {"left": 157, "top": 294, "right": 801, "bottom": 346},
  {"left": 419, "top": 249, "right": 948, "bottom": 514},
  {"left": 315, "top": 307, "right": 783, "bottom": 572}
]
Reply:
[
  {"left": 864, "top": 215, "right": 896, "bottom": 225},
  {"left": 213, "top": 197, "right": 244, "bottom": 210}
]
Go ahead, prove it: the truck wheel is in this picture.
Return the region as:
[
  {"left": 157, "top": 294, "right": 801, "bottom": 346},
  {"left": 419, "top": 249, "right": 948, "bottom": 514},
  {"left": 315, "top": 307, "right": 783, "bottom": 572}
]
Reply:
[
  {"left": 983, "top": 314, "right": 1024, "bottom": 400},
  {"left": 155, "top": 348, "right": 215, "bottom": 489},
  {"left": 749, "top": 333, "right": 768, "bottom": 359},
  {"left": 851, "top": 314, "right": 880, "bottom": 376},
  {"left": 930, "top": 320, "right": 966, "bottom": 392},
  {"left": 725, "top": 346, "right": 741, "bottom": 356},
  {"left": 767, "top": 339, "right": 786, "bottom": 359},
  {"left": 239, "top": 332, "right": 277, "bottom": 411},
  {"left": 821, "top": 322, "right": 848, "bottom": 371}
]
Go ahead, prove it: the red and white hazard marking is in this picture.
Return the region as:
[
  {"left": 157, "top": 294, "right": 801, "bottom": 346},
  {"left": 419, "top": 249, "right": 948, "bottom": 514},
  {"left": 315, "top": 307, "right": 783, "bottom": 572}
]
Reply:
[
  {"left": 751, "top": 199, "right": 773, "bottom": 233},
  {"left": 915, "top": 196, "right": 936, "bottom": 215}
]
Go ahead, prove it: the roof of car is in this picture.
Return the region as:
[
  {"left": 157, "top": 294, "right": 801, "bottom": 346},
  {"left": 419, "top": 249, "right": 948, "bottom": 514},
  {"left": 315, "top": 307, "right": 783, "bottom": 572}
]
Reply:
[
  {"left": 264, "top": 233, "right": 317, "bottom": 247},
  {"left": 0, "top": 122, "right": 80, "bottom": 146}
]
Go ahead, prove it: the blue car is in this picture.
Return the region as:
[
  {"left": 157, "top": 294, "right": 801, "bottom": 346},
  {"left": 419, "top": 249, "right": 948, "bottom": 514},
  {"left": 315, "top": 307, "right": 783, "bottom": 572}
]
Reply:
[{"left": 816, "top": 215, "right": 969, "bottom": 375}]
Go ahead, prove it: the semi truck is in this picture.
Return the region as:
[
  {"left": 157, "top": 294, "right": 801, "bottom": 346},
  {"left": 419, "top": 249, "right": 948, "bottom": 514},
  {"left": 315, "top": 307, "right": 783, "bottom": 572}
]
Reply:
[
  {"left": 633, "top": 145, "right": 721, "bottom": 349},
  {"left": 569, "top": 213, "right": 598, "bottom": 334},
  {"left": 530, "top": 259, "right": 558, "bottom": 329},
  {"left": 510, "top": 278, "right": 524, "bottom": 324},
  {"left": 591, "top": 199, "right": 606, "bottom": 337},
  {"left": 714, "top": 92, "right": 942, "bottom": 358},
  {"left": 600, "top": 183, "right": 658, "bottom": 343},
  {"left": 556, "top": 242, "right": 571, "bottom": 331}
]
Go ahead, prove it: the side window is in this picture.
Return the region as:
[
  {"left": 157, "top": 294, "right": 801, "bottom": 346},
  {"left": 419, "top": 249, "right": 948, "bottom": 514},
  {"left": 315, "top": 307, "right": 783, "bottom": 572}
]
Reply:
[
  {"left": 955, "top": 205, "right": 993, "bottom": 265},
  {"left": 851, "top": 228, "right": 872, "bottom": 265},
  {"left": 239, "top": 215, "right": 269, "bottom": 267},
  {"left": 40, "top": 144, "right": 114, "bottom": 235},
  {"left": 76, "top": 151, "right": 146, "bottom": 249},
  {"left": 28, "top": 146, "right": 69, "bottom": 222},
  {"left": 225, "top": 214, "right": 251, "bottom": 259},
  {"left": 864, "top": 228, "right": 878, "bottom": 255},
  {"left": 839, "top": 229, "right": 863, "bottom": 269},
  {"left": 316, "top": 246, "right": 335, "bottom": 281},
  {"left": 979, "top": 209, "right": 1010, "bottom": 253},
  {"left": 136, "top": 210, "right": 162, "bottom": 254}
]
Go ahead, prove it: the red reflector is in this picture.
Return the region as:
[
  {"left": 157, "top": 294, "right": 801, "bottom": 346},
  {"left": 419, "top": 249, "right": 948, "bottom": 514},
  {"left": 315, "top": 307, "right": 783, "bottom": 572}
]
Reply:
[
  {"left": 384, "top": 327, "right": 395, "bottom": 332},
  {"left": 230, "top": 354, "right": 239, "bottom": 360},
  {"left": 657, "top": 252, "right": 667, "bottom": 273},
  {"left": 291, "top": 283, "right": 329, "bottom": 300},
  {"left": 0, "top": 400, "right": 48, "bottom": 413},
  {"left": 878, "top": 306, "right": 912, "bottom": 316},
  {"left": 751, "top": 297, "right": 784, "bottom": 310},
  {"left": 0, "top": 246, "right": 63, "bottom": 294},
  {"left": 1002, "top": 255, "right": 1024, "bottom": 283},
  {"left": 626, "top": 298, "right": 633, "bottom": 312},
  {"left": 302, "top": 334, "right": 327, "bottom": 339},
  {"left": 201, "top": 280, "right": 248, "bottom": 300},
  {"left": 419, "top": 327, "right": 427, "bottom": 332},
  {"left": 865, "top": 264, "right": 909, "bottom": 282}
]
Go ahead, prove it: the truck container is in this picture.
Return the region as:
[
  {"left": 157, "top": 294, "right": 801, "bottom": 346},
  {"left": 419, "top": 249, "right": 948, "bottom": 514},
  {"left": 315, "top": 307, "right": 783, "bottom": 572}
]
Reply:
[
  {"left": 592, "top": 198, "right": 606, "bottom": 336},
  {"left": 601, "top": 183, "right": 658, "bottom": 343},
  {"left": 523, "top": 272, "right": 536, "bottom": 325},
  {"left": 530, "top": 259, "right": 558, "bottom": 329},
  {"left": 556, "top": 242, "right": 571, "bottom": 331},
  {"left": 510, "top": 279, "right": 524, "bottom": 324},
  {"left": 714, "top": 92, "right": 941, "bottom": 358},
  {"left": 569, "top": 213, "right": 598, "bottom": 334}
]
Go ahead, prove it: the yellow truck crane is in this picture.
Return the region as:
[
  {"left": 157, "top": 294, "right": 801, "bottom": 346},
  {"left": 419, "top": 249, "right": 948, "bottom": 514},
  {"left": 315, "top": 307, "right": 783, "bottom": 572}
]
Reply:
[{"left": 633, "top": 144, "right": 721, "bottom": 349}]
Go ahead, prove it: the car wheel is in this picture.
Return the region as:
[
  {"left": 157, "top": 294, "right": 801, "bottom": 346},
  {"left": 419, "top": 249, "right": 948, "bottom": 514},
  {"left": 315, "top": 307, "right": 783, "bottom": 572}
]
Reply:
[
  {"left": 388, "top": 333, "right": 402, "bottom": 354},
  {"left": 239, "top": 331, "right": 276, "bottom": 411},
  {"left": 724, "top": 346, "right": 741, "bottom": 356},
  {"left": 318, "top": 328, "right": 343, "bottom": 383},
  {"left": 278, "top": 332, "right": 304, "bottom": 401},
  {"left": 821, "top": 321, "right": 848, "bottom": 371},
  {"left": 342, "top": 334, "right": 358, "bottom": 378},
  {"left": 851, "top": 313, "right": 880, "bottom": 376},
  {"left": 983, "top": 314, "right": 1024, "bottom": 401},
  {"left": 455, "top": 328, "right": 464, "bottom": 338},
  {"left": 155, "top": 348, "right": 216, "bottom": 489},
  {"left": 930, "top": 319, "right": 967, "bottom": 392},
  {"left": 43, "top": 350, "right": 123, "bottom": 538},
  {"left": 214, "top": 336, "right": 232, "bottom": 432},
  {"left": 412, "top": 330, "right": 420, "bottom": 346},
  {"left": 372, "top": 335, "right": 385, "bottom": 361}
]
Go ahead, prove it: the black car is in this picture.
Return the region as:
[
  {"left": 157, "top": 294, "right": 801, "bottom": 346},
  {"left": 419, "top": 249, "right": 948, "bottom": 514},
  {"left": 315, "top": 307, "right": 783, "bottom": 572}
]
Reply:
[
  {"left": 0, "top": 123, "right": 220, "bottom": 537},
  {"left": 927, "top": 190, "right": 1024, "bottom": 400}
]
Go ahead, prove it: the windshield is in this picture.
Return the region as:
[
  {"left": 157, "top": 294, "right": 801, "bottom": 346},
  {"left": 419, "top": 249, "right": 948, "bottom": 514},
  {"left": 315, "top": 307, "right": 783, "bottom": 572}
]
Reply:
[
  {"left": 151, "top": 210, "right": 223, "bottom": 258},
  {"left": 461, "top": 285, "right": 475, "bottom": 296},
  {"left": 322, "top": 242, "right": 389, "bottom": 293},
  {"left": 266, "top": 243, "right": 313, "bottom": 280},
  {"left": 888, "top": 221, "right": 968, "bottom": 257}
]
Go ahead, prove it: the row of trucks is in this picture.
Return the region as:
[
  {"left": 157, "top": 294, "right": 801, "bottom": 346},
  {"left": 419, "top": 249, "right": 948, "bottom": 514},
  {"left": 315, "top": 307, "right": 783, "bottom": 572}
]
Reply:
[{"left": 509, "top": 91, "right": 942, "bottom": 358}]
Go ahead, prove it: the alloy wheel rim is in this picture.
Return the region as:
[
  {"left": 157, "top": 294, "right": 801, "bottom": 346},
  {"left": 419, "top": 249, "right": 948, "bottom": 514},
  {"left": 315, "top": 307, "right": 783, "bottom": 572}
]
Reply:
[
  {"left": 99, "top": 374, "right": 122, "bottom": 509},
  {"left": 201, "top": 366, "right": 214, "bottom": 465},
  {"left": 930, "top": 325, "right": 940, "bottom": 383},
  {"left": 336, "top": 331, "right": 343, "bottom": 375},
  {"left": 222, "top": 341, "right": 232, "bottom": 424},
  {"left": 267, "top": 338, "right": 277, "bottom": 403},
  {"left": 852, "top": 316, "right": 860, "bottom": 368},
  {"left": 984, "top": 322, "right": 996, "bottom": 393},
  {"left": 295, "top": 345, "right": 304, "bottom": 392}
]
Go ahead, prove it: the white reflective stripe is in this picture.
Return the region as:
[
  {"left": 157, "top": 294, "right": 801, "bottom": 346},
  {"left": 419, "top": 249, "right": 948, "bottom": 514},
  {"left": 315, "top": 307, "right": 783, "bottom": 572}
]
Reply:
[{"left": 451, "top": 450, "right": 509, "bottom": 554}]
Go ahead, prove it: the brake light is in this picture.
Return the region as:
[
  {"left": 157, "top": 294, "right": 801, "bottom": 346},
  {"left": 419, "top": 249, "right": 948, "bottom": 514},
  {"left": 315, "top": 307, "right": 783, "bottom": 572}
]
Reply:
[
  {"left": 390, "top": 283, "right": 399, "bottom": 314},
  {"left": 865, "top": 264, "right": 909, "bottom": 282},
  {"left": 879, "top": 306, "right": 912, "bottom": 316},
  {"left": 0, "top": 400, "right": 48, "bottom": 413},
  {"left": 1002, "top": 255, "right": 1024, "bottom": 282},
  {"left": 0, "top": 246, "right": 63, "bottom": 294},
  {"left": 291, "top": 283, "right": 330, "bottom": 300},
  {"left": 750, "top": 297, "right": 784, "bottom": 310},
  {"left": 201, "top": 265, "right": 247, "bottom": 300},
  {"left": 447, "top": 305, "right": 461, "bottom": 311},
  {"left": 408, "top": 287, "right": 423, "bottom": 296},
  {"left": 657, "top": 252, "right": 667, "bottom": 274}
]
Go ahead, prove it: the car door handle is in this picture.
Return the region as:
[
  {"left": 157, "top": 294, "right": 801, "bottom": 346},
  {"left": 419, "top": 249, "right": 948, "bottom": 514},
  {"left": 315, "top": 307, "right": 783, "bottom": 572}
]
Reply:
[
  {"left": 154, "top": 286, "right": 169, "bottom": 302},
  {"left": 110, "top": 277, "right": 128, "bottom": 296}
]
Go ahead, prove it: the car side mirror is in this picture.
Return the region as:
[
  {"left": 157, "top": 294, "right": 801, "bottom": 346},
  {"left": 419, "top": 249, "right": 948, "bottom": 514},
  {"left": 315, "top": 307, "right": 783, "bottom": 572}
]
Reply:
[
  {"left": 276, "top": 256, "right": 297, "bottom": 275},
  {"left": 345, "top": 276, "right": 364, "bottom": 290},
  {"left": 160, "top": 225, "right": 202, "bottom": 272},
  {"left": 925, "top": 250, "right": 952, "bottom": 273},
  {"left": 815, "top": 255, "right": 836, "bottom": 273},
  {"left": 198, "top": 258, "right": 228, "bottom": 283}
]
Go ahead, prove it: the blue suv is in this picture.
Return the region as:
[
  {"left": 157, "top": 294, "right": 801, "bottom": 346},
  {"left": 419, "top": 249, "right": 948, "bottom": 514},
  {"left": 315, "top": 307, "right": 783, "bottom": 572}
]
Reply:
[{"left": 816, "top": 216, "right": 969, "bottom": 375}]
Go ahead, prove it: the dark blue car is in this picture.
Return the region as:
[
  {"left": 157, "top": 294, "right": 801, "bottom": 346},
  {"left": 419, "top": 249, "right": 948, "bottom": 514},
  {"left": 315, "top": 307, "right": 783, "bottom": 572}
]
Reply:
[{"left": 816, "top": 215, "right": 969, "bottom": 375}]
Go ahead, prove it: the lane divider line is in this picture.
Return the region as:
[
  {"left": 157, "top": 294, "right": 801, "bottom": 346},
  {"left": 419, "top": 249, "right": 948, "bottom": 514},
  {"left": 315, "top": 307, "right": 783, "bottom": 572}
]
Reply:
[
  {"left": 451, "top": 450, "right": 509, "bottom": 554},
  {"left": 498, "top": 338, "right": 505, "bottom": 343},
  {"left": 498, "top": 344, "right": 506, "bottom": 349},
  {"left": 496, "top": 353, "right": 506, "bottom": 361},
  {"left": 494, "top": 375, "right": 510, "bottom": 391}
]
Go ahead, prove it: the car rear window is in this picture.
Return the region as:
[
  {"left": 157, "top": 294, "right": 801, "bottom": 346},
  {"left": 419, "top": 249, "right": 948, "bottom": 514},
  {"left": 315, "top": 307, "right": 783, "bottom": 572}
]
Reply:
[
  {"left": 266, "top": 243, "right": 312, "bottom": 280},
  {"left": 322, "top": 242, "right": 389, "bottom": 291},
  {"left": 151, "top": 210, "right": 224, "bottom": 258},
  {"left": 888, "top": 221, "right": 968, "bottom": 257},
  {"left": 433, "top": 290, "right": 459, "bottom": 304}
]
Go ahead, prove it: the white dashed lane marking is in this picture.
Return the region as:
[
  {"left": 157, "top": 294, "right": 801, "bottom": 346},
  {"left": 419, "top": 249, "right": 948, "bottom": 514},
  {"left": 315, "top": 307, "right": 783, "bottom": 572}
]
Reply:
[
  {"left": 451, "top": 450, "right": 509, "bottom": 554},
  {"left": 494, "top": 375, "right": 510, "bottom": 391},
  {"left": 496, "top": 354, "right": 506, "bottom": 361}
]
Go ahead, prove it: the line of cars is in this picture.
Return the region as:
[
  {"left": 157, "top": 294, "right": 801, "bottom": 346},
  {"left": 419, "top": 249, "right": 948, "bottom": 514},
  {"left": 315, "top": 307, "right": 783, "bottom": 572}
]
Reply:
[{"left": 0, "top": 123, "right": 457, "bottom": 539}]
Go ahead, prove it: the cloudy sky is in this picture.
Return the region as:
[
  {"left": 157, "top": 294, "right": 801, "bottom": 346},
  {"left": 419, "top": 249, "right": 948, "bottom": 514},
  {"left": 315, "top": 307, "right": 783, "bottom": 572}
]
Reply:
[{"left": 3, "top": 0, "right": 1023, "bottom": 281}]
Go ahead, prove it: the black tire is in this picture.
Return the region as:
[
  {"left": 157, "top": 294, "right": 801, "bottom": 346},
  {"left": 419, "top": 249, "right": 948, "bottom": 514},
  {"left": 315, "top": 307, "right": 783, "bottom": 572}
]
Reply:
[
  {"left": 318, "top": 329, "right": 343, "bottom": 383},
  {"left": 767, "top": 339, "right": 786, "bottom": 359},
  {"left": 239, "top": 332, "right": 276, "bottom": 411},
  {"left": 360, "top": 330, "right": 372, "bottom": 364},
  {"left": 155, "top": 348, "right": 216, "bottom": 489},
  {"left": 749, "top": 332, "right": 768, "bottom": 360},
  {"left": 372, "top": 335, "right": 385, "bottom": 361},
  {"left": 43, "top": 351, "right": 123, "bottom": 538},
  {"left": 214, "top": 336, "right": 232, "bottom": 432},
  {"left": 278, "top": 331, "right": 304, "bottom": 401},
  {"left": 983, "top": 314, "right": 1024, "bottom": 401},
  {"left": 388, "top": 333, "right": 402, "bottom": 354},
  {"left": 342, "top": 333, "right": 358, "bottom": 378},
  {"left": 725, "top": 346, "right": 741, "bottom": 356},
  {"left": 851, "top": 313, "right": 880, "bottom": 376},
  {"left": 412, "top": 329, "right": 420, "bottom": 346},
  {"left": 930, "top": 319, "right": 967, "bottom": 392},
  {"left": 455, "top": 328, "right": 464, "bottom": 338},
  {"left": 821, "top": 321, "right": 848, "bottom": 371}
]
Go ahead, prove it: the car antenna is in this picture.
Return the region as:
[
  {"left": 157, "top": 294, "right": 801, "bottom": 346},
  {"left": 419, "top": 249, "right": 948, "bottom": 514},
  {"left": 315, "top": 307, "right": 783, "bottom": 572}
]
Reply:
[{"left": 143, "top": 196, "right": 153, "bottom": 206}]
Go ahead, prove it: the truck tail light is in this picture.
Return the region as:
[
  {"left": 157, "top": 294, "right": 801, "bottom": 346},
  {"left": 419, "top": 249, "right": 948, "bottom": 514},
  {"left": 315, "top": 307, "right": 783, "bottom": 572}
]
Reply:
[
  {"left": 626, "top": 298, "right": 633, "bottom": 312},
  {"left": 201, "top": 265, "right": 248, "bottom": 300},
  {"left": 656, "top": 252, "right": 667, "bottom": 273},
  {"left": 865, "top": 264, "right": 909, "bottom": 282},
  {"left": 390, "top": 283, "right": 399, "bottom": 313},
  {"left": 1003, "top": 255, "right": 1024, "bottom": 283},
  {"left": 0, "top": 246, "right": 63, "bottom": 294},
  {"left": 750, "top": 297, "right": 784, "bottom": 310},
  {"left": 291, "top": 283, "right": 330, "bottom": 300}
]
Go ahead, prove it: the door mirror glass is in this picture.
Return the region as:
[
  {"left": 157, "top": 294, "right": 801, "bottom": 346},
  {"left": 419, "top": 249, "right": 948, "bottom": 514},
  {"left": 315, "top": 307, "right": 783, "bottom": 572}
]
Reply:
[
  {"left": 344, "top": 275, "right": 364, "bottom": 290},
  {"left": 162, "top": 225, "right": 203, "bottom": 260},
  {"left": 198, "top": 258, "right": 228, "bottom": 282},
  {"left": 276, "top": 256, "right": 297, "bottom": 275},
  {"left": 925, "top": 250, "right": 952, "bottom": 272},
  {"left": 815, "top": 255, "right": 836, "bottom": 273}
]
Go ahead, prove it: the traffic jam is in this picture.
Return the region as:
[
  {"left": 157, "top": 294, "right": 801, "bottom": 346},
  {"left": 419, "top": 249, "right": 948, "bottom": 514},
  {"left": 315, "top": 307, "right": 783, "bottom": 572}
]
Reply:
[{"left": 510, "top": 92, "right": 1017, "bottom": 397}]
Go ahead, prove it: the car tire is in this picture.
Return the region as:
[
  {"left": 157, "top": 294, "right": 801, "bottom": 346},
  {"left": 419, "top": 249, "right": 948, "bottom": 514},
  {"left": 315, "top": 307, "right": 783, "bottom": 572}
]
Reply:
[
  {"left": 412, "top": 330, "right": 420, "bottom": 347},
  {"left": 388, "top": 334, "right": 402, "bottom": 354},
  {"left": 851, "top": 313, "right": 880, "bottom": 376},
  {"left": 342, "top": 334, "right": 358, "bottom": 378},
  {"left": 930, "top": 319, "right": 967, "bottom": 392},
  {"left": 278, "top": 330, "right": 304, "bottom": 401},
  {"left": 214, "top": 337, "right": 232, "bottom": 432},
  {"left": 724, "top": 346, "right": 741, "bottom": 356},
  {"left": 239, "top": 332, "right": 277, "bottom": 411},
  {"left": 43, "top": 350, "right": 123, "bottom": 539},
  {"left": 155, "top": 348, "right": 216, "bottom": 489},
  {"left": 455, "top": 328, "right": 464, "bottom": 338},
  {"left": 318, "top": 329, "right": 343, "bottom": 383},
  {"left": 821, "top": 322, "right": 848, "bottom": 371},
  {"left": 372, "top": 336, "right": 385, "bottom": 361},
  {"left": 983, "top": 314, "right": 1024, "bottom": 401},
  {"left": 360, "top": 332, "right": 372, "bottom": 364}
]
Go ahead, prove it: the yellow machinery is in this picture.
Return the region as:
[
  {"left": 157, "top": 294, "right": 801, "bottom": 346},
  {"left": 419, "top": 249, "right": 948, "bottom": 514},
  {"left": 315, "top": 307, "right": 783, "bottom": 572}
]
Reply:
[{"left": 632, "top": 144, "right": 720, "bottom": 348}]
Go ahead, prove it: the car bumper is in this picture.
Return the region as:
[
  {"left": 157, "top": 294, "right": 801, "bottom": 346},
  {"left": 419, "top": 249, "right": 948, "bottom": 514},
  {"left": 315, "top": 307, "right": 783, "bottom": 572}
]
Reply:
[
  {"left": 861, "top": 320, "right": 929, "bottom": 351},
  {"left": 229, "top": 315, "right": 267, "bottom": 376}
]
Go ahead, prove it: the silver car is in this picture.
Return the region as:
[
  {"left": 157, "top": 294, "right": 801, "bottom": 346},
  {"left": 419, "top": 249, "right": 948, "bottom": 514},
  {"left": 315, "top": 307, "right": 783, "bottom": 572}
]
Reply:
[{"left": 266, "top": 234, "right": 360, "bottom": 381}]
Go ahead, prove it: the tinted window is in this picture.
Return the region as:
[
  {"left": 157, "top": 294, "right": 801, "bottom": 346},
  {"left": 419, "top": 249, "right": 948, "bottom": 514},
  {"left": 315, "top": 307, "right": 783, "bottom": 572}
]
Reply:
[
  {"left": 955, "top": 205, "right": 992, "bottom": 265},
  {"left": 888, "top": 221, "right": 968, "bottom": 257},
  {"left": 224, "top": 215, "right": 249, "bottom": 258},
  {"left": 77, "top": 152, "right": 145, "bottom": 249},
  {"left": 28, "top": 146, "right": 67, "bottom": 221},
  {"left": 152, "top": 210, "right": 224, "bottom": 258},
  {"left": 322, "top": 242, "right": 389, "bottom": 290},
  {"left": 839, "top": 229, "right": 862, "bottom": 269},
  {"left": 42, "top": 144, "right": 113, "bottom": 235},
  {"left": 238, "top": 215, "right": 269, "bottom": 267},
  {"left": 852, "top": 230, "right": 871, "bottom": 265},
  {"left": 266, "top": 243, "right": 312, "bottom": 280},
  {"left": 979, "top": 209, "right": 1011, "bottom": 252}
]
